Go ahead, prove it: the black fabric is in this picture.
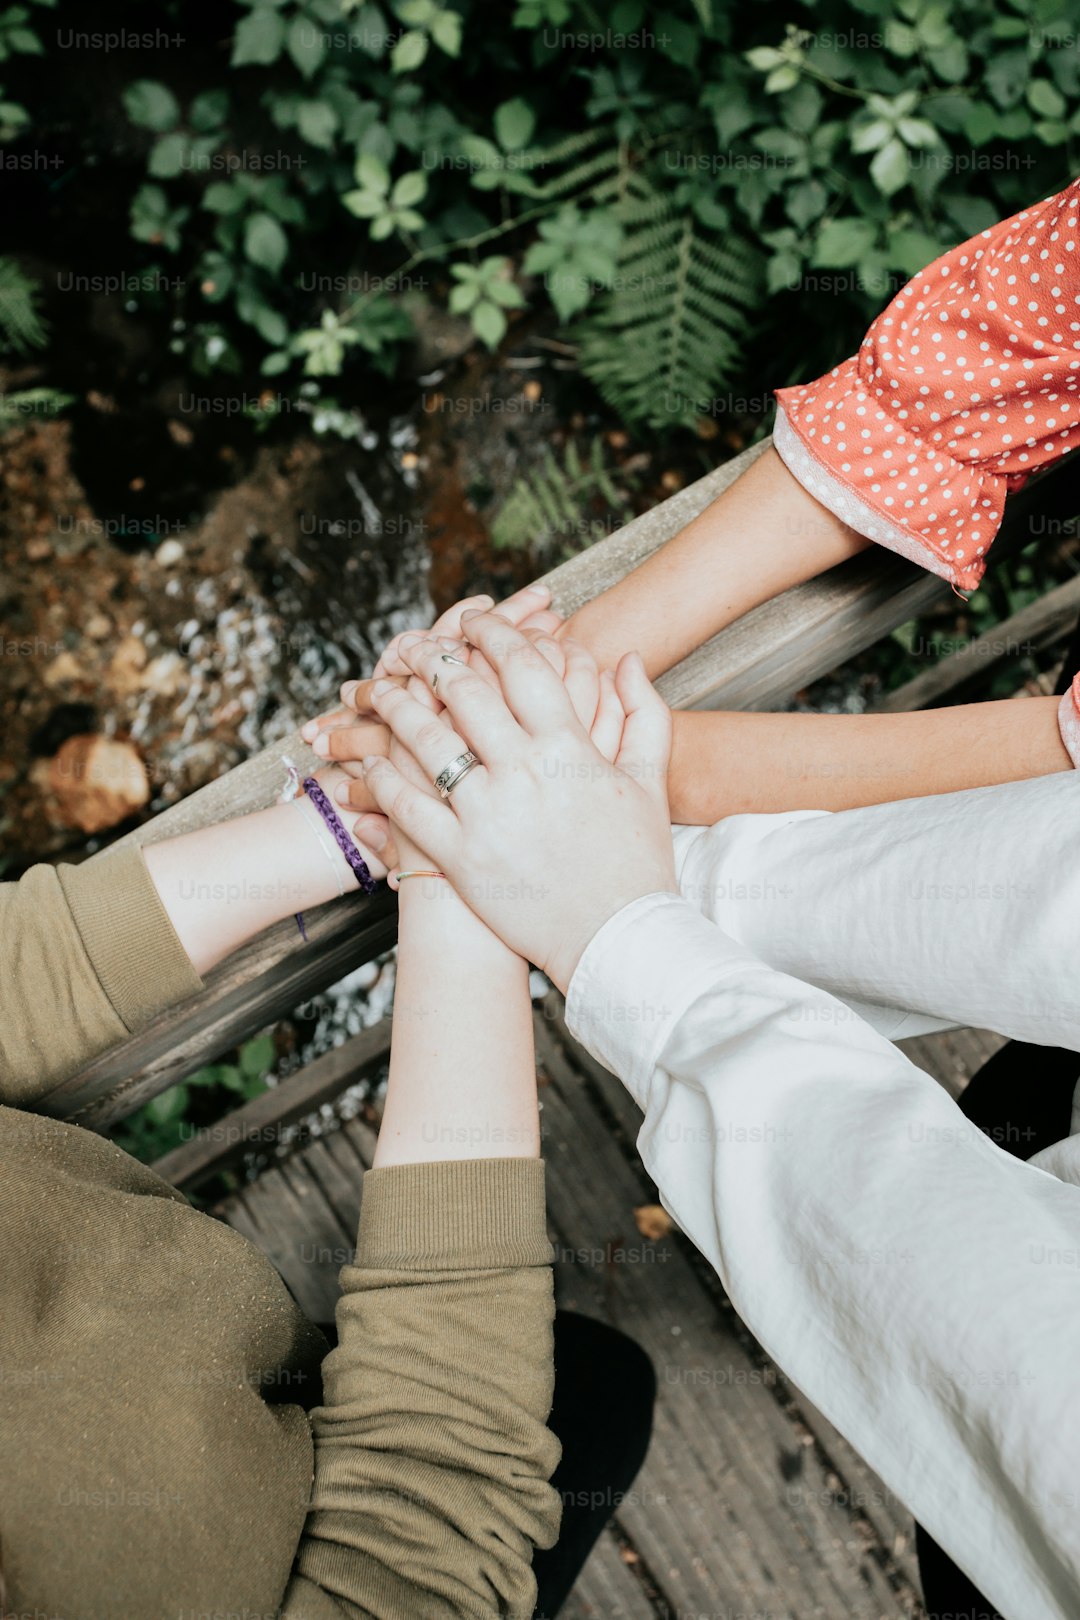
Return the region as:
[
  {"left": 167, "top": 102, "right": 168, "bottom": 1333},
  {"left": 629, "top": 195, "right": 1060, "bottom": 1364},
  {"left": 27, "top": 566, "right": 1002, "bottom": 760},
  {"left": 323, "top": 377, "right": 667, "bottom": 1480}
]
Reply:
[{"left": 534, "top": 1311, "right": 656, "bottom": 1618}]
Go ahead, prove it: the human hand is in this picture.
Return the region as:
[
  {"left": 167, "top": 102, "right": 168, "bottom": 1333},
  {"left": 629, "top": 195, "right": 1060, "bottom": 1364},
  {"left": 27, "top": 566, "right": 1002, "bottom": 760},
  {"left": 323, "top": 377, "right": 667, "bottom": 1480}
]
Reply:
[
  {"left": 357, "top": 614, "right": 676, "bottom": 992},
  {"left": 299, "top": 582, "right": 560, "bottom": 768}
]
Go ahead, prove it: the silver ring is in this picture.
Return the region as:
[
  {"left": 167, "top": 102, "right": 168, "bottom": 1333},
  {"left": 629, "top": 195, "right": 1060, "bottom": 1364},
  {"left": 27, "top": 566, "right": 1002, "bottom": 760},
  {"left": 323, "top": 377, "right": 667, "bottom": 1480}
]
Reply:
[
  {"left": 441, "top": 652, "right": 466, "bottom": 666},
  {"left": 433, "top": 750, "right": 479, "bottom": 798}
]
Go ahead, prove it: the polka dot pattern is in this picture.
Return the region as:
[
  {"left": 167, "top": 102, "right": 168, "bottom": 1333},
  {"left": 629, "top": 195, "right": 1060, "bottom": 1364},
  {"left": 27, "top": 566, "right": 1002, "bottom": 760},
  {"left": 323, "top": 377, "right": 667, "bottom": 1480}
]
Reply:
[{"left": 774, "top": 179, "right": 1080, "bottom": 596}]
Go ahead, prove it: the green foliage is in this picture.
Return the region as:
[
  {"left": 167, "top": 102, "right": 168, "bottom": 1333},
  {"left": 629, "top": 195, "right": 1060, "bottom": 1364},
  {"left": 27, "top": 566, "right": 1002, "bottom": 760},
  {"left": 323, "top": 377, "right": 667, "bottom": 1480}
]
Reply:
[
  {"left": 111, "top": 1033, "right": 279, "bottom": 1165},
  {"left": 492, "top": 434, "right": 636, "bottom": 558},
  {"left": 0, "top": 257, "right": 46, "bottom": 352},
  {"left": 576, "top": 175, "right": 762, "bottom": 428},
  {"left": 5, "top": 0, "right": 1077, "bottom": 442}
]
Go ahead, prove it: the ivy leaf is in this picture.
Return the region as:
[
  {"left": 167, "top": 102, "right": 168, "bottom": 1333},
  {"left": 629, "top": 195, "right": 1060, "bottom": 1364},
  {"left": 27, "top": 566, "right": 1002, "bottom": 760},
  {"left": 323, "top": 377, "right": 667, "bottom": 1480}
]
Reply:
[
  {"left": 869, "top": 136, "right": 910, "bottom": 195},
  {"left": 984, "top": 47, "right": 1029, "bottom": 109},
  {"left": 240, "top": 1033, "right": 277, "bottom": 1078},
  {"left": 189, "top": 89, "right": 230, "bottom": 132},
  {"left": 123, "top": 80, "right": 180, "bottom": 133},
  {"left": 887, "top": 227, "right": 943, "bottom": 276},
  {"left": 745, "top": 46, "right": 785, "bottom": 70},
  {"left": 851, "top": 117, "right": 892, "bottom": 153},
  {"left": 785, "top": 178, "right": 827, "bottom": 230},
  {"left": 962, "top": 101, "right": 999, "bottom": 146},
  {"left": 203, "top": 181, "right": 245, "bottom": 214},
  {"left": 287, "top": 13, "right": 326, "bottom": 77},
  {"left": 232, "top": 8, "right": 286, "bottom": 66},
  {"left": 244, "top": 211, "right": 288, "bottom": 272},
  {"left": 342, "top": 188, "right": 386, "bottom": 217},
  {"left": 355, "top": 151, "right": 391, "bottom": 193},
  {"left": 765, "top": 65, "right": 800, "bottom": 92},
  {"left": 494, "top": 96, "right": 535, "bottom": 152}
]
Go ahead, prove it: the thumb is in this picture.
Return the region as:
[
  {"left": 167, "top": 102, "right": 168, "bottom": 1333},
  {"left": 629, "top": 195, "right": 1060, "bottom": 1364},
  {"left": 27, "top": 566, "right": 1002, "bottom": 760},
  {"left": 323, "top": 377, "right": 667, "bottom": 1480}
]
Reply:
[{"left": 613, "top": 652, "right": 671, "bottom": 810}]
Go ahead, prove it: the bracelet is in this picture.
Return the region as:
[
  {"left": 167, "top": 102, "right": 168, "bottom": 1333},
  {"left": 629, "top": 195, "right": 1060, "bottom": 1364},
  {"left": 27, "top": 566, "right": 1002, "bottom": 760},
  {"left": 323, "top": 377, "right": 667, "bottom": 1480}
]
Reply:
[
  {"left": 1059, "top": 678, "right": 1080, "bottom": 770},
  {"left": 302, "top": 776, "right": 377, "bottom": 896},
  {"left": 396, "top": 870, "right": 446, "bottom": 882}
]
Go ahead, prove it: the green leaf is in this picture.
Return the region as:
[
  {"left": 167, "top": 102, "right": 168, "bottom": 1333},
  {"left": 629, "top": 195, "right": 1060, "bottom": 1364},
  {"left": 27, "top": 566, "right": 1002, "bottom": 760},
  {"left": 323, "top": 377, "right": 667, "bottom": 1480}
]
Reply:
[
  {"left": 1027, "top": 79, "right": 1066, "bottom": 119},
  {"left": 851, "top": 117, "right": 892, "bottom": 153},
  {"left": 869, "top": 136, "right": 910, "bottom": 195},
  {"left": 148, "top": 133, "right": 188, "bottom": 178},
  {"left": 745, "top": 46, "right": 785, "bottom": 70},
  {"left": 342, "top": 188, "right": 387, "bottom": 218},
  {"left": 785, "top": 178, "right": 827, "bottom": 230},
  {"left": 985, "top": 47, "right": 1030, "bottom": 110},
  {"left": 203, "top": 181, "right": 245, "bottom": 214},
  {"left": 240, "top": 1033, "right": 277, "bottom": 1078},
  {"left": 232, "top": 7, "right": 286, "bottom": 66},
  {"left": 430, "top": 7, "right": 462, "bottom": 54},
  {"left": 962, "top": 101, "right": 1000, "bottom": 146},
  {"left": 765, "top": 64, "right": 800, "bottom": 92},
  {"left": 813, "top": 215, "right": 878, "bottom": 267},
  {"left": 297, "top": 98, "right": 339, "bottom": 147},
  {"left": 244, "top": 210, "right": 288, "bottom": 272},
  {"left": 391, "top": 168, "right": 427, "bottom": 206},
  {"left": 887, "top": 227, "right": 943, "bottom": 276},
  {"left": 472, "top": 298, "right": 507, "bottom": 348},
  {"left": 355, "top": 150, "right": 390, "bottom": 192},
  {"left": 146, "top": 1084, "right": 189, "bottom": 1125},
  {"left": 494, "top": 95, "right": 535, "bottom": 152},
  {"left": 189, "top": 89, "right": 230, "bottom": 132},
  {"left": 392, "top": 28, "right": 428, "bottom": 70},
  {"left": 287, "top": 13, "right": 326, "bottom": 77},
  {"left": 123, "top": 80, "right": 180, "bottom": 133}
]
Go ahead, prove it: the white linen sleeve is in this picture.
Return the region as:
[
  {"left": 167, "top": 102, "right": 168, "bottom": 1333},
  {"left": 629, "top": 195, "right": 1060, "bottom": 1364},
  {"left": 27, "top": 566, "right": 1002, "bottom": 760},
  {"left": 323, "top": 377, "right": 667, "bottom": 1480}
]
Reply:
[{"left": 566, "top": 892, "right": 1080, "bottom": 1620}]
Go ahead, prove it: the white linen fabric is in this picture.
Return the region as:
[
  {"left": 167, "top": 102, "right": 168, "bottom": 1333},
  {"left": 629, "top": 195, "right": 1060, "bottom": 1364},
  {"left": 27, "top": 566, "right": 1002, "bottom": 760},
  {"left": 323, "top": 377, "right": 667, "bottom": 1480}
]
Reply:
[{"left": 565, "top": 769, "right": 1080, "bottom": 1620}]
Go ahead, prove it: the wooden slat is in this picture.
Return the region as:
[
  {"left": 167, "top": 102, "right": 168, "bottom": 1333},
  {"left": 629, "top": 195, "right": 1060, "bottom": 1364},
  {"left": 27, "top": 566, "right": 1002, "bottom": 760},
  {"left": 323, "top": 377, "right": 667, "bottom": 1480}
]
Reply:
[
  {"left": 39, "top": 888, "right": 398, "bottom": 1127},
  {"left": 552, "top": 1533, "right": 658, "bottom": 1619},
  {"left": 150, "top": 1016, "right": 391, "bottom": 1190},
  {"left": 873, "top": 572, "right": 1080, "bottom": 713}
]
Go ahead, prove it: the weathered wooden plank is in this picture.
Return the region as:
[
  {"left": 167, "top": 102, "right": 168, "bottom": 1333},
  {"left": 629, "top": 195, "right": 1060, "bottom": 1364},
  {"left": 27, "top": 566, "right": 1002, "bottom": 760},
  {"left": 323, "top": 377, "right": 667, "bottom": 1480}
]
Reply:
[
  {"left": 538, "top": 992, "right": 922, "bottom": 1596},
  {"left": 532, "top": 1013, "right": 919, "bottom": 1619},
  {"left": 150, "top": 1017, "right": 391, "bottom": 1190},
  {"left": 873, "top": 573, "right": 1080, "bottom": 714},
  {"left": 39, "top": 888, "right": 398, "bottom": 1127},
  {"left": 552, "top": 1532, "right": 658, "bottom": 1620}
]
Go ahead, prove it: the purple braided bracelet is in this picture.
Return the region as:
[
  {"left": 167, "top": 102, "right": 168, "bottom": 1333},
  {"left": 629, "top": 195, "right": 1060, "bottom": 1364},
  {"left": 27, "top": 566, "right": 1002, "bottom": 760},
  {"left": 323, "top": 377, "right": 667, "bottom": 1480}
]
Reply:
[{"left": 302, "top": 775, "right": 377, "bottom": 895}]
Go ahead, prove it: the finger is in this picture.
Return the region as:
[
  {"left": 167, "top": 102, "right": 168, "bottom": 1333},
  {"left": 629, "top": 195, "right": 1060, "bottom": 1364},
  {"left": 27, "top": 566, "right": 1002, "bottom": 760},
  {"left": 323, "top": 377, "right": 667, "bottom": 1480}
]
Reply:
[
  {"left": 590, "top": 668, "right": 626, "bottom": 763},
  {"left": 519, "top": 607, "right": 563, "bottom": 634},
  {"left": 457, "top": 609, "right": 578, "bottom": 736},
  {"left": 493, "top": 581, "right": 552, "bottom": 627},
  {"left": 558, "top": 636, "right": 601, "bottom": 734},
  {"left": 522, "top": 628, "right": 567, "bottom": 681},
  {"left": 312, "top": 722, "right": 391, "bottom": 765},
  {"left": 369, "top": 679, "right": 489, "bottom": 799},
  {"left": 389, "top": 642, "right": 524, "bottom": 760},
  {"left": 300, "top": 706, "right": 354, "bottom": 741},
  {"left": 614, "top": 652, "right": 672, "bottom": 807},
  {"left": 349, "top": 813, "right": 398, "bottom": 874},
  {"left": 431, "top": 592, "right": 495, "bottom": 637},
  {"left": 359, "top": 756, "right": 457, "bottom": 866}
]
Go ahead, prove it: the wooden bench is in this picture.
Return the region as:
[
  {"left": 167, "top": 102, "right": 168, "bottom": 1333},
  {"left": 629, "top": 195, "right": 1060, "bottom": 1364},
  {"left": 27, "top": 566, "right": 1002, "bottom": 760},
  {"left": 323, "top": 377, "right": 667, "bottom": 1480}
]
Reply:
[{"left": 38, "top": 435, "right": 1080, "bottom": 1619}]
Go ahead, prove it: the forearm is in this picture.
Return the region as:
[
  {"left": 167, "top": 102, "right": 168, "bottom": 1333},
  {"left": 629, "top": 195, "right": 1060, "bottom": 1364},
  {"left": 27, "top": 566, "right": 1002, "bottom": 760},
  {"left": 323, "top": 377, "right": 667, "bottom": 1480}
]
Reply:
[
  {"left": 142, "top": 796, "right": 358, "bottom": 975},
  {"left": 668, "top": 694, "right": 1072, "bottom": 822},
  {"left": 375, "top": 880, "right": 538, "bottom": 1167},
  {"left": 558, "top": 445, "right": 869, "bottom": 678}
]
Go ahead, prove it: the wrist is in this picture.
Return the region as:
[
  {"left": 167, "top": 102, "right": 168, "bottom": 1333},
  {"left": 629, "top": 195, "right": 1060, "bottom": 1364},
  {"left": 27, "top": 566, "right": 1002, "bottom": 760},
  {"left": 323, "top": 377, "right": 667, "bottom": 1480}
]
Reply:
[{"left": 398, "top": 876, "right": 525, "bottom": 972}]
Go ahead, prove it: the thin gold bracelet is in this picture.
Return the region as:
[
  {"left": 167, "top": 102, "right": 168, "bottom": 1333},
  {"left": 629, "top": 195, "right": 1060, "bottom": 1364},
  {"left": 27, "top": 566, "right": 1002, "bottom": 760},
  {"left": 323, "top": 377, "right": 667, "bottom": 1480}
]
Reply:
[{"left": 396, "top": 870, "right": 446, "bottom": 882}]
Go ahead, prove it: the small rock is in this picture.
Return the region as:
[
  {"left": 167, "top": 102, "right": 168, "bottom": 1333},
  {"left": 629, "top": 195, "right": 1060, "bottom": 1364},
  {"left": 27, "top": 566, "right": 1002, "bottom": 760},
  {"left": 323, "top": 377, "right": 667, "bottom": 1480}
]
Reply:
[
  {"left": 25, "top": 538, "right": 52, "bottom": 562},
  {"left": 107, "top": 635, "right": 148, "bottom": 697},
  {"left": 47, "top": 735, "right": 150, "bottom": 834},
  {"left": 85, "top": 612, "right": 112, "bottom": 640},
  {"left": 155, "top": 537, "right": 184, "bottom": 567},
  {"left": 633, "top": 1203, "right": 673, "bottom": 1242},
  {"left": 43, "top": 650, "right": 85, "bottom": 690}
]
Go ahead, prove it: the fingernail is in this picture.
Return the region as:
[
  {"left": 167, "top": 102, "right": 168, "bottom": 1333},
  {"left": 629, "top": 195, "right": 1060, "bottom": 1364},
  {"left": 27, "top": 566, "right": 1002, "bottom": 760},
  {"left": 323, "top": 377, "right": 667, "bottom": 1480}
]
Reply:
[
  {"left": 300, "top": 720, "right": 317, "bottom": 740},
  {"left": 474, "top": 593, "right": 494, "bottom": 607},
  {"left": 398, "top": 632, "right": 423, "bottom": 651},
  {"left": 312, "top": 734, "right": 331, "bottom": 757},
  {"left": 370, "top": 678, "right": 394, "bottom": 697},
  {"left": 525, "top": 583, "right": 550, "bottom": 596},
  {"left": 341, "top": 681, "right": 357, "bottom": 705},
  {"left": 334, "top": 783, "right": 350, "bottom": 804},
  {"left": 437, "top": 636, "right": 463, "bottom": 651},
  {"left": 356, "top": 816, "right": 387, "bottom": 851},
  {"left": 361, "top": 755, "right": 382, "bottom": 770},
  {"left": 460, "top": 608, "right": 481, "bottom": 622}
]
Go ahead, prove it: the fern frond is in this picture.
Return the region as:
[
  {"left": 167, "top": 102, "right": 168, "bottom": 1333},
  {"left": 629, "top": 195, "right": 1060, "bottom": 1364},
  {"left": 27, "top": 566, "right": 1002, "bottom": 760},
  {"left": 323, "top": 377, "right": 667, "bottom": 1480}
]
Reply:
[
  {"left": 575, "top": 178, "right": 763, "bottom": 430},
  {"left": 0, "top": 259, "right": 47, "bottom": 354},
  {"left": 491, "top": 434, "right": 636, "bottom": 559}
]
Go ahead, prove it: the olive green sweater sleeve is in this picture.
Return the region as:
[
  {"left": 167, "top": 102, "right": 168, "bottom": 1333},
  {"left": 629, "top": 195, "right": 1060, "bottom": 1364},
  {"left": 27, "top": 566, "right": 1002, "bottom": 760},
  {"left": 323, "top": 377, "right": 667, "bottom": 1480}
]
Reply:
[
  {"left": 0, "top": 848, "right": 203, "bottom": 1106},
  {"left": 280, "top": 1157, "right": 562, "bottom": 1620}
]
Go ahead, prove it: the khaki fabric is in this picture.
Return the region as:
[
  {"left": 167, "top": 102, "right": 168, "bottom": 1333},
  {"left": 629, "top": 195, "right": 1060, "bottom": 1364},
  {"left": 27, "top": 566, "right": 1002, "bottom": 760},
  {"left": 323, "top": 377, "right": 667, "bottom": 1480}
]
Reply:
[{"left": 0, "top": 853, "right": 560, "bottom": 1618}]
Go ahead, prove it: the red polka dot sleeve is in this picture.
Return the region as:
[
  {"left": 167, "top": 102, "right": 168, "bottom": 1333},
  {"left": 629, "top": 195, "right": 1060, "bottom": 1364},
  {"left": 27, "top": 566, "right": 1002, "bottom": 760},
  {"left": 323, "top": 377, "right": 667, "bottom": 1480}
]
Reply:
[{"left": 773, "top": 178, "right": 1080, "bottom": 762}]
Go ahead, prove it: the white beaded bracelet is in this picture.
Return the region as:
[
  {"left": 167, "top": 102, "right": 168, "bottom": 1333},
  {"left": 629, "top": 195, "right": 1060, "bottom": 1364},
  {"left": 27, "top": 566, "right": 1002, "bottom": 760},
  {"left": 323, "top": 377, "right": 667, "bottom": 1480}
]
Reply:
[{"left": 1059, "top": 677, "right": 1080, "bottom": 769}]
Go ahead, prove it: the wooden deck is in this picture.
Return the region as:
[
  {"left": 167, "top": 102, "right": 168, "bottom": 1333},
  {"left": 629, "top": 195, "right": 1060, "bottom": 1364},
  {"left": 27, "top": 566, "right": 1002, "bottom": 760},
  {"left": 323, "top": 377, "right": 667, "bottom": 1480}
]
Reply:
[{"left": 212, "top": 997, "right": 1002, "bottom": 1620}]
